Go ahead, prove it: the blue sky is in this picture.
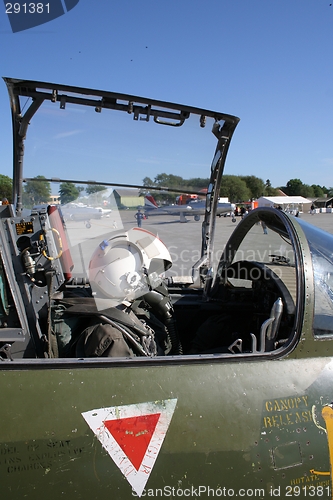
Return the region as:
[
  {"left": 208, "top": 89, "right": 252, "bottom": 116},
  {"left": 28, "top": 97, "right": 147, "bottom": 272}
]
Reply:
[{"left": 1, "top": 0, "right": 332, "bottom": 189}]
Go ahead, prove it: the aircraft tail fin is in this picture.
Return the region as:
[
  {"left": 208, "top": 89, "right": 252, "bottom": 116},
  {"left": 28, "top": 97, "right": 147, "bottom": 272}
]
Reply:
[{"left": 145, "top": 194, "right": 158, "bottom": 210}]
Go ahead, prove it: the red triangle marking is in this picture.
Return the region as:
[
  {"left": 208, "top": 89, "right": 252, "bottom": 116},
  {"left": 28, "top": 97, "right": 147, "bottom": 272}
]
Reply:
[{"left": 104, "top": 413, "right": 161, "bottom": 470}]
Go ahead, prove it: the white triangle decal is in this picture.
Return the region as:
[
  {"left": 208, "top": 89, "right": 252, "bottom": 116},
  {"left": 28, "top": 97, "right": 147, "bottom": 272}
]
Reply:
[{"left": 82, "top": 399, "right": 177, "bottom": 497}]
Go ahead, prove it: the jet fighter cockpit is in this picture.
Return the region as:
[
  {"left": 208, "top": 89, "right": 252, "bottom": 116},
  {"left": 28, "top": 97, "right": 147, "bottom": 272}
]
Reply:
[{"left": 1, "top": 78, "right": 333, "bottom": 364}]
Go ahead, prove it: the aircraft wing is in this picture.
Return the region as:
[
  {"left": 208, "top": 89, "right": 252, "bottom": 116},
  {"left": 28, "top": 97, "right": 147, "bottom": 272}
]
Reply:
[
  {"left": 145, "top": 200, "right": 234, "bottom": 222},
  {"left": 61, "top": 204, "right": 103, "bottom": 222}
]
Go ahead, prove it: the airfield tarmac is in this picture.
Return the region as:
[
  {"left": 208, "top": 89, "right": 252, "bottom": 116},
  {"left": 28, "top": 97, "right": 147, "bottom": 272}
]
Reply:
[
  {"left": 116, "top": 209, "right": 333, "bottom": 253},
  {"left": 64, "top": 209, "right": 333, "bottom": 281}
]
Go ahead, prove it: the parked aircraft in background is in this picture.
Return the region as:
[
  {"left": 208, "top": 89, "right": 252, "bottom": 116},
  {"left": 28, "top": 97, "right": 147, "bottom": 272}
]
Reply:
[
  {"left": 144, "top": 194, "right": 235, "bottom": 222},
  {"left": 60, "top": 203, "right": 111, "bottom": 225}
]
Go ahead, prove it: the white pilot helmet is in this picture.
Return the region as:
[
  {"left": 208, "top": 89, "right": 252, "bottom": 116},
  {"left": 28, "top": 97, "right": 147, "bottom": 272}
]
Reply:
[{"left": 89, "top": 227, "right": 172, "bottom": 306}]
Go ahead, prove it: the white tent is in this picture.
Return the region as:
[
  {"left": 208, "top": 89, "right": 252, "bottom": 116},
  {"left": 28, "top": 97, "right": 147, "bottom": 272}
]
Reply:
[{"left": 257, "top": 196, "right": 312, "bottom": 214}]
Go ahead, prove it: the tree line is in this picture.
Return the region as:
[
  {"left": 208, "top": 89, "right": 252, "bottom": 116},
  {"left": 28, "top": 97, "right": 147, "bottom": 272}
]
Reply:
[
  {"left": 0, "top": 175, "right": 106, "bottom": 207},
  {"left": 1, "top": 173, "right": 332, "bottom": 206},
  {"left": 142, "top": 174, "right": 279, "bottom": 203},
  {"left": 143, "top": 174, "right": 333, "bottom": 203}
]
